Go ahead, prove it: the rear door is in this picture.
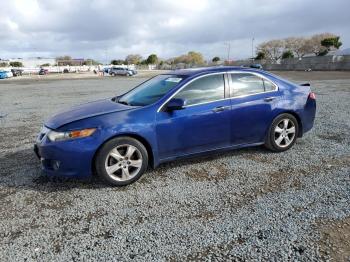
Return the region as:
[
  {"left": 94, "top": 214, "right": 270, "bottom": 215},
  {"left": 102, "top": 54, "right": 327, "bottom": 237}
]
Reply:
[{"left": 229, "top": 72, "right": 280, "bottom": 145}]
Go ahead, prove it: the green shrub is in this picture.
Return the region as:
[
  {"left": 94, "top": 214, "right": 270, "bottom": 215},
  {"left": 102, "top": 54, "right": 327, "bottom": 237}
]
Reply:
[
  {"left": 282, "top": 50, "right": 294, "bottom": 59},
  {"left": 9, "top": 61, "right": 23, "bottom": 67}
]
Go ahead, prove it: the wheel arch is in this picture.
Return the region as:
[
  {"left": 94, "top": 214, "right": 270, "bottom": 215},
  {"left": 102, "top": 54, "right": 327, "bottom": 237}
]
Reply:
[
  {"left": 91, "top": 133, "right": 155, "bottom": 175},
  {"left": 273, "top": 110, "right": 303, "bottom": 137},
  {"left": 283, "top": 111, "right": 303, "bottom": 137}
]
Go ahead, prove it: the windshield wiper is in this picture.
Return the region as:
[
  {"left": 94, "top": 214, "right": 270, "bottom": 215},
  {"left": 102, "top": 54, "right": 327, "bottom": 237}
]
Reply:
[{"left": 118, "top": 100, "right": 129, "bottom": 106}]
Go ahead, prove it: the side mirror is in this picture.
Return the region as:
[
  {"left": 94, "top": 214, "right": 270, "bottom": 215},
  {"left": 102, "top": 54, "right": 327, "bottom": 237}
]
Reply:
[{"left": 164, "top": 98, "right": 185, "bottom": 111}]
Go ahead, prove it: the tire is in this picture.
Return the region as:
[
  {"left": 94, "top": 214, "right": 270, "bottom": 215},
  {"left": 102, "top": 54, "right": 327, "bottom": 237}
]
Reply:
[
  {"left": 95, "top": 137, "right": 148, "bottom": 186},
  {"left": 265, "top": 113, "right": 299, "bottom": 152}
]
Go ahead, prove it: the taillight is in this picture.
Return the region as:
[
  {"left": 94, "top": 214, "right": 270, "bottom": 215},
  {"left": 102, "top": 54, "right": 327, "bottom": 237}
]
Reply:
[{"left": 308, "top": 92, "right": 316, "bottom": 100}]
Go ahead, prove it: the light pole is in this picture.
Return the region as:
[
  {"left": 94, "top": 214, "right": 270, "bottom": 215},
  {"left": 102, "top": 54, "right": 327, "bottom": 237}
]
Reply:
[
  {"left": 224, "top": 42, "right": 231, "bottom": 63},
  {"left": 105, "top": 48, "right": 108, "bottom": 65},
  {"left": 251, "top": 38, "right": 255, "bottom": 62}
]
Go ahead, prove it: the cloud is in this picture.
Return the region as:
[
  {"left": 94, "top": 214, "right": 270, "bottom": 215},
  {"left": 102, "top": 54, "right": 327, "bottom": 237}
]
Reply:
[{"left": 0, "top": 0, "right": 349, "bottom": 61}]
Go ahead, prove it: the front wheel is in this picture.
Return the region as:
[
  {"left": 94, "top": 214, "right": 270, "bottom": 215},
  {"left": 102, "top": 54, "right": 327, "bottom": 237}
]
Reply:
[
  {"left": 265, "top": 113, "right": 299, "bottom": 152},
  {"left": 95, "top": 137, "right": 148, "bottom": 186}
]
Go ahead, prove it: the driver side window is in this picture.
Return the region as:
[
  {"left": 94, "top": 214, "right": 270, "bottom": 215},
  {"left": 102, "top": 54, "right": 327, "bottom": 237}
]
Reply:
[{"left": 174, "top": 74, "right": 225, "bottom": 106}]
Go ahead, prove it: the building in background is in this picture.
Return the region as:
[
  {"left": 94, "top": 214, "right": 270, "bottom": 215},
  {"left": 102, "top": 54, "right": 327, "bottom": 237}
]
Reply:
[{"left": 8, "top": 57, "right": 56, "bottom": 68}]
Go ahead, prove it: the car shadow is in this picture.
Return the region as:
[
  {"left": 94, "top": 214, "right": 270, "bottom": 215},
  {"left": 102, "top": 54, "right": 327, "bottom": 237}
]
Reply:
[
  {"left": 157, "top": 145, "right": 271, "bottom": 170},
  {"left": 0, "top": 146, "right": 271, "bottom": 193}
]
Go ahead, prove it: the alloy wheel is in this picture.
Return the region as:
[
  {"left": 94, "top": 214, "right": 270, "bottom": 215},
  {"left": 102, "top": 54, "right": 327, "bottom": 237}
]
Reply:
[
  {"left": 104, "top": 144, "right": 143, "bottom": 181},
  {"left": 274, "top": 118, "right": 296, "bottom": 148}
]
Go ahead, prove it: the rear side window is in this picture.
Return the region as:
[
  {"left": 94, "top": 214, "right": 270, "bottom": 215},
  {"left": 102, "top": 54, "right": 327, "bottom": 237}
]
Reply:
[
  {"left": 230, "top": 73, "right": 264, "bottom": 97},
  {"left": 174, "top": 74, "right": 225, "bottom": 106}
]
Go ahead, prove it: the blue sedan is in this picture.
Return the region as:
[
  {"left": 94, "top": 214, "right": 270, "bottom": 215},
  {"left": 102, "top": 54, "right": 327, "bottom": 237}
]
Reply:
[
  {"left": 0, "top": 71, "right": 9, "bottom": 79},
  {"left": 34, "top": 67, "right": 316, "bottom": 186}
]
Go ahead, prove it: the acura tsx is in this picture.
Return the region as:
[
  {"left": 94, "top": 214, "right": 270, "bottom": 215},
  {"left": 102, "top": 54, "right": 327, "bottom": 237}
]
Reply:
[{"left": 34, "top": 67, "right": 316, "bottom": 186}]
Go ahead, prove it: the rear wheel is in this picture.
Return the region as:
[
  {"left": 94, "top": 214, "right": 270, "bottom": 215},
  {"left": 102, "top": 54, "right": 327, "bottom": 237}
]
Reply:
[
  {"left": 265, "top": 113, "right": 299, "bottom": 152},
  {"left": 95, "top": 137, "right": 148, "bottom": 186}
]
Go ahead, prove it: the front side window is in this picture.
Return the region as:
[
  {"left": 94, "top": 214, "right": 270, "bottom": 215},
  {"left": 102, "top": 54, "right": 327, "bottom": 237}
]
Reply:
[
  {"left": 230, "top": 73, "right": 265, "bottom": 97},
  {"left": 174, "top": 74, "right": 225, "bottom": 106},
  {"left": 118, "top": 74, "right": 184, "bottom": 106}
]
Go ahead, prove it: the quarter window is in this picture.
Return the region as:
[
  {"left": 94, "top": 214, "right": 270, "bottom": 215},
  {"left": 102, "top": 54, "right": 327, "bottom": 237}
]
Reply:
[
  {"left": 263, "top": 78, "right": 276, "bottom": 91},
  {"left": 174, "top": 74, "right": 225, "bottom": 106},
  {"left": 230, "top": 73, "right": 264, "bottom": 97}
]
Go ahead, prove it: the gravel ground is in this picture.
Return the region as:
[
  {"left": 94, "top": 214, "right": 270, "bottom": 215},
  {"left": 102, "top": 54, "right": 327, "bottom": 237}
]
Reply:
[{"left": 0, "top": 71, "right": 349, "bottom": 261}]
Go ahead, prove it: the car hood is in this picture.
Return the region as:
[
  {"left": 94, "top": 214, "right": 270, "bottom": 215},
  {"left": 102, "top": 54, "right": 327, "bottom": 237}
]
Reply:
[{"left": 45, "top": 98, "right": 132, "bottom": 129}]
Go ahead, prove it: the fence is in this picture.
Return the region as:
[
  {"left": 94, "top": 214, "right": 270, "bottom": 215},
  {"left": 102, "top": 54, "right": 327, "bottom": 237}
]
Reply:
[
  {"left": 233, "top": 55, "right": 350, "bottom": 71},
  {"left": 0, "top": 64, "right": 138, "bottom": 74}
]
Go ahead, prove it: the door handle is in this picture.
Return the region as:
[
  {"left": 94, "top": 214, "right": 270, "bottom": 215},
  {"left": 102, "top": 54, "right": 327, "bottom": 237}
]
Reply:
[
  {"left": 264, "top": 97, "right": 276, "bottom": 102},
  {"left": 212, "top": 106, "right": 230, "bottom": 113}
]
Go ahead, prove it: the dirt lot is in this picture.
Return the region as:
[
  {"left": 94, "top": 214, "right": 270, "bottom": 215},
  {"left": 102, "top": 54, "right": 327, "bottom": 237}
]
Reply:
[{"left": 0, "top": 71, "right": 349, "bottom": 261}]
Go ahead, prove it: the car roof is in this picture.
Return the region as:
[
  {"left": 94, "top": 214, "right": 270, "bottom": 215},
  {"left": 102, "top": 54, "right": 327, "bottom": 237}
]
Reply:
[{"left": 167, "top": 66, "right": 266, "bottom": 77}]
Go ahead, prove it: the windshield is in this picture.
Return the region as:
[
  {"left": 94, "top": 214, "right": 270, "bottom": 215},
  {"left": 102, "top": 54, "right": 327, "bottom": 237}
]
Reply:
[{"left": 118, "top": 74, "right": 184, "bottom": 106}]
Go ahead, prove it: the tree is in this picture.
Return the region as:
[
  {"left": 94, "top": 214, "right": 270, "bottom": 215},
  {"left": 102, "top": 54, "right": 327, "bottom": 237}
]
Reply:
[
  {"left": 282, "top": 50, "right": 294, "bottom": 59},
  {"left": 41, "top": 63, "right": 50, "bottom": 67},
  {"left": 212, "top": 56, "right": 220, "bottom": 63},
  {"left": 125, "top": 54, "right": 142, "bottom": 65},
  {"left": 146, "top": 54, "right": 158, "bottom": 64},
  {"left": 56, "top": 55, "right": 73, "bottom": 66},
  {"left": 173, "top": 55, "right": 186, "bottom": 64},
  {"left": 83, "top": 59, "right": 100, "bottom": 65},
  {"left": 136, "top": 59, "right": 148, "bottom": 65},
  {"left": 257, "top": 40, "right": 285, "bottom": 62},
  {"left": 187, "top": 51, "right": 204, "bottom": 65},
  {"left": 173, "top": 51, "right": 204, "bottom": 65},
  {"left": 306, "top": 33, "right": 337, "bottom": 56},
  {"left": 9, "top": 61, "right": 23, "bottom": 67},
  {"left": 321, "top": 36, "right": 342, "bottom": 50},
  {"left": 110, "top": 59, "right": 125, "bottom": 65},
  {"left": 0, "top": 62, "right": 9, "bottom": 67},
  {"left": 284, "top": 37, "right": 311, "bottom": 58},
  {"left": 255, "top": 51, "right": 265, "bottom": 60}
]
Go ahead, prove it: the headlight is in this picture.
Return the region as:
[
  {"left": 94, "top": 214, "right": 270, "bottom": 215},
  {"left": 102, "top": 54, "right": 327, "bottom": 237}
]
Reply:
[{"left": 47, "top": 128, "right": 96, "bottom": 142}]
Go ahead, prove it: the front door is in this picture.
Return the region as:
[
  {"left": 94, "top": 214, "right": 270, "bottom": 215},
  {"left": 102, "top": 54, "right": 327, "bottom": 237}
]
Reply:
[{"left": 156, "top": 73, "right": 231, "bottom": 160}]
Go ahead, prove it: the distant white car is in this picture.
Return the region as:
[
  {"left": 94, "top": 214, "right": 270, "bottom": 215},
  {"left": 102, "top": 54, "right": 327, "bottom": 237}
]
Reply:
[
  {"left": 0, "top": 70, "right": 13, "bottom": 79},
  {"left": 5, "top": 71, "right": 13, "bottom": 78}
]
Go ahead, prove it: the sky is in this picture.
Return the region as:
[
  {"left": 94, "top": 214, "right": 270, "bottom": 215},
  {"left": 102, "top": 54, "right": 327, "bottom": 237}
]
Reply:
[{"left": 0, "top": 0, "right": 349, "bottom": 62}]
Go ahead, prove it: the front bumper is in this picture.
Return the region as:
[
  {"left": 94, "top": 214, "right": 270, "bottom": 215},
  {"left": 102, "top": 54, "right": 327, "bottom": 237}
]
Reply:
[{"left": 34, "top": 129, "right": 99, "bottom": 178}]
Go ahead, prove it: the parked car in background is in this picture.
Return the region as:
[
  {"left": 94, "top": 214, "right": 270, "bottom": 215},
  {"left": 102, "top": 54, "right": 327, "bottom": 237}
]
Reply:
[
  {"left": 103, "top": 68, "right": 110, "bottom": 74},
  {"left": 109, "top": 67, "right": 134, "bottom": 76},
  {"left": 7, "top": 71, "right": 13, "bottom": 78},
  {"left": 34, "top": 66, "right": 316, "bottom": 186},
  {"left": 0, "top": 71, "right": 9, "bottom": 79},
  {"left": 129, "top": 68, "right": 137, "bottom": 75},
  {"left": 0, "top": 70, "right": 13, "bottom": 79},
  {"left": 11, "top": 69, "right": 23, "bottom": 77},
  {"left": 39, "top": 68, "right": 49, "bottom": 75},
  {"left": 250, "top": 64, "right": 263, "bottom": 69}
]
